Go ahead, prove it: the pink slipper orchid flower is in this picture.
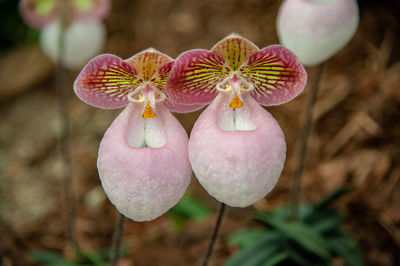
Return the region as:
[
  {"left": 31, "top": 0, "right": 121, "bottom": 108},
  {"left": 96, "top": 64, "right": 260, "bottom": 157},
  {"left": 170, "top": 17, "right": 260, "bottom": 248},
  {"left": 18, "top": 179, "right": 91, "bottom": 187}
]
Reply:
[
  {"left": 166, "top": 34, "right": 307, "bottom": 207},
  {"left": 19, "top": 0, "right": 110, "bottom": 69},
  {"left": 19, "top": 0, "right": 110, "bottom": 28},
  {"left": 74, "top": 48, "right": 192, "bottom": 221}
]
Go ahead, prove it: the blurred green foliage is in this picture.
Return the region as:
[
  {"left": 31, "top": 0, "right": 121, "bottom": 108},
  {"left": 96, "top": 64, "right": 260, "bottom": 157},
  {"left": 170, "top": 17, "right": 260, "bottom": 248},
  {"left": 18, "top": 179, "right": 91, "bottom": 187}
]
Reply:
[
  {"left": 168, "top": 194, "right": 213, "bottom": 230},
  {"left": 225, "top": 188, "right": 365, "bottom": 266},
  {"left": 0, "top": 0, "right": 39, "bottom": 51}
]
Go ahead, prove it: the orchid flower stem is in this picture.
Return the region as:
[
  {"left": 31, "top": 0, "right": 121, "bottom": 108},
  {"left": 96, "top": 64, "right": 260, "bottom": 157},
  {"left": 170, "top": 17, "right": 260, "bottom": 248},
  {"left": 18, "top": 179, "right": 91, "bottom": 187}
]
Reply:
[
  {"left": 56, "top": 0, "right": 78, "bottom": 253},
  {"left": 290, "top": 63, "right": 325, "bottom": 220},
  {"left": 202, "top": 203, "right": 226, "bottom": 266},
  {"left": 109, "top": 212, "right": 125, "bottom": 266}
]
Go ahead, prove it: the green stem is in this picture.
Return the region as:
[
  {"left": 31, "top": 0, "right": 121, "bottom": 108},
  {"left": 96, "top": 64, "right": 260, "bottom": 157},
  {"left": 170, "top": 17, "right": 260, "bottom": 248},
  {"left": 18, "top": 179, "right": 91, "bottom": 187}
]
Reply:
[
  {"left": 290, "top": 63, "right": 325, "bottom": 220},
  {"left": 57, "top": 0, "right": 78, "bottom": 251}
]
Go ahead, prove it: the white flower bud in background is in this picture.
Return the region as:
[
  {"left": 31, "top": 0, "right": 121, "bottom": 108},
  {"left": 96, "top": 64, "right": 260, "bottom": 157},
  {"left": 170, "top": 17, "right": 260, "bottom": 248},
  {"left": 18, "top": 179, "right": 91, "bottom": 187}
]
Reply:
[
  {"left": 40, "top": 19, "right": 106, "bottom": 69},
  {"left": 277, "top": 0, "right": 359, "bottom": 66}
]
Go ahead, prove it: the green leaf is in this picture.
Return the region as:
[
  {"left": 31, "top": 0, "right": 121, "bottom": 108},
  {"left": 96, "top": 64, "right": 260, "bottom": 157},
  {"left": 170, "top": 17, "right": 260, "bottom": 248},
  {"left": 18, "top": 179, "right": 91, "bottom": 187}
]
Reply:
[
  {"left": 79, "top": 251, "right": 104, "bottom": 266},
  {"left": 328, "top": 232, "right": 365, "bottom": 266},
  {"left": 253, "top": 205, "right": 313, "bottom": 225},
  {"left": 228, "top": 228, "right": 270, "bottom": 248},
  {"left": 304, "top": 209, "right": 343, "bottom": 233},
  {"left": 253, "top": 211, "right": 275, "bottom": 225},
  {"left": 224, "top": 232, "right": 282, "bottom": 266},
  {"left": 243, "top": 245, "right": 282, "bottom": 266},
  {"left": 93, "top": 246, "right": 129, "bottom": 260},
  {"left": 264, "top": 206, "right": 291, "bottom": 220},
  {"left": 313, "top": 215, "right": 342, "bottom": 234},
  {"left": 168, "top": 195, "right": 212, "bottom": 220},
  {"left": 170, "top": 215, "right": 187, "bottom": 231},
  {"left": 265, "top": 217, "right": 331, "bottom": 260},
  {"left": 261, "top": 251, "right": 289, "bottom": 266},
  {"left": 28, "top": 250, "right": 74, "bottom": 266},
  {"left": 285, "top": 242, "right": 321, "bottom": 266},
  {"left": 313, "top": 186, "right": 350, "bottom": 210},
  {"left": 284, "top": 223, "right": 330, "bottom": 259}
]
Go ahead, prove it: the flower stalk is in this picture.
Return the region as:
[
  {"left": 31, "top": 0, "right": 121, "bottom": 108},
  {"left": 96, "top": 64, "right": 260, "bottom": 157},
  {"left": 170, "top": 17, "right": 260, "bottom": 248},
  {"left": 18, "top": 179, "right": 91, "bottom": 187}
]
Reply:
[
  {"left": 202, "top": 203, "right": 226, "bottom": 266},
  {"left": 109, "top": 213, "right": 126, "bottom": 266},
  {"left": 56, "top": 0, "right": 77, "bottom": 251},
  {"left": 290, "top": 63, "right": 325, "bottom": 219}
]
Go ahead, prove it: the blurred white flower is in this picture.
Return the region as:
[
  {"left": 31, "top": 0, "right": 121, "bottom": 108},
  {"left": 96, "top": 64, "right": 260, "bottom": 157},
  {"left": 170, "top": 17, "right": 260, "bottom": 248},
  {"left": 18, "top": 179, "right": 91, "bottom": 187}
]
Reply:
[
  {"left": 40, "top": 19, "right": 106, "bottom": 69},
  {"left": 277, "top": 0, "right": 359, "bottom": 66}
]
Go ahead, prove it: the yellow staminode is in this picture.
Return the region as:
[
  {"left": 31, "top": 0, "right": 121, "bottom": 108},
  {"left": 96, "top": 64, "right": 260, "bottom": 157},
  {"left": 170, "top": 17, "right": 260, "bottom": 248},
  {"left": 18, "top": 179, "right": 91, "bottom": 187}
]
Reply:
[
  {"left": 230, "top": 90, "right": 243, "bottom": 108},
  {"left": 142, "top": 100, "right": 156, "bottom": 118}
]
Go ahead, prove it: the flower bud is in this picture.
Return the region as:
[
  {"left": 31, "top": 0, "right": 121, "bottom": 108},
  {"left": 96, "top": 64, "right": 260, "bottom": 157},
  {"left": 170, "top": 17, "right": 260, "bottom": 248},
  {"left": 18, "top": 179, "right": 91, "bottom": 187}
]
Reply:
[
  {"left": 40, "top": 19, "right": 106, "bottom": 69},
  {"left": 277, "top": 0, "right": 359, "bottom": 66}
]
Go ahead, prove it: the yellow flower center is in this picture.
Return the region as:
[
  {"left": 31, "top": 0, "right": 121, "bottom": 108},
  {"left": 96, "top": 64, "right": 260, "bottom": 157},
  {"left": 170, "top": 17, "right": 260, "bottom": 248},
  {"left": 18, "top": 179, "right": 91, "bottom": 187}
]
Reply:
[
  {"left": 229, "top": 89, "right": 243, "bottom": 108},
  {"left": 142, "top": 99, "right": 157, "bottom": 118}
]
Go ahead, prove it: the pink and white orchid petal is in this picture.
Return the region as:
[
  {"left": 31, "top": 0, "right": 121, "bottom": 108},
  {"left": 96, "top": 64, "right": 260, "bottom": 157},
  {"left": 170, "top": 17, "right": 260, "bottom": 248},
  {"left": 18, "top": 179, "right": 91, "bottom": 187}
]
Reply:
[
  {"left": 19, "top": 0, "right": 58, "bottom": 28},
  {"left": 124, "top": 48, "right": 174, "bottom": 99},
  {"left": 166, "top": 49, "right": 228, "bottom": 106},
  {"left": 211, "top": 33, "right": 259, "bottom": 71},
  {"left": 188, "top": 93, "right": 286, "bottom": 207},
  {"left": 239, "top": 45, "right": 307, "bottom": 106},
  {"left": 40, "top": 19, "right": 106, "bottom": 69},
  {"left": 154, "top": 60, "right": 174, "bottom": 94},
  {"left": 72, "top": 0, "right": 111, "bottom": 21},
  {"left": 97, "top": 102, "right": 192, "bottom": 221},
  {"left": 74, "top": 53, "right": 141, "bottom": 109}
]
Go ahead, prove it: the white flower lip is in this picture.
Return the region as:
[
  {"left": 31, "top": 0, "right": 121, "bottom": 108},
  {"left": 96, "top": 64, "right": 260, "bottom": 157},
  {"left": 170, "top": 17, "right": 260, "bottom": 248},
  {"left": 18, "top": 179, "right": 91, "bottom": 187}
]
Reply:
[{"left": 40, "top": 19, "right": 106, "bottom": 69}]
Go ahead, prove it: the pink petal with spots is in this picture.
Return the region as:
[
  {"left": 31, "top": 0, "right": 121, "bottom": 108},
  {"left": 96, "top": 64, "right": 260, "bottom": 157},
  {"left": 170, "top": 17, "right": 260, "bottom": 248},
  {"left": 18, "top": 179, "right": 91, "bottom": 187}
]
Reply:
[
  {"left": 211, "top": 33, "right": 259, "bottom": 71},
  {"left": 166, "top": 49, "right": 228, "bottom": 106},
  {"left": 19, "top": 0, "right": 58, "bottom": 28},
  {"left": 74, "top": 54, "right": 141, "bottom": 109},
  {"left": 240, "top": 45, "right": 307, "bottom": 106}
]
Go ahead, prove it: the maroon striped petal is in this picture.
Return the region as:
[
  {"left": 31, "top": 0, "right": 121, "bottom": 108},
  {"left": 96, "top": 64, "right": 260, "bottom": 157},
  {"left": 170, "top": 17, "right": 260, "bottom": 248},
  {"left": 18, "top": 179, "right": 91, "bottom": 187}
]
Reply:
[
  {"left": 211, "top": 33, "right": 259, "bottom": 71},
  {"left": 154, "top": 60, "right": 174, "bottom": 93},
  {"left": 240, "top": 45, "right": 307, "bottom": 106},
  {"left": 74, "top": 54, "right": 141, "bottom": 109},
  {"left": 166, "top": 49, "right": 229, "bottom": 106},
  {"left": 125, "top": 48, "right": 173, "bottom": 93}
]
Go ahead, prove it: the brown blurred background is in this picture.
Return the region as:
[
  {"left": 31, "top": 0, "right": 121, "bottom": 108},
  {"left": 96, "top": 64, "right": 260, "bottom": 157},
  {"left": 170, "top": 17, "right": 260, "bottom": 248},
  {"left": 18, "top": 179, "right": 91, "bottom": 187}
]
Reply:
[{"left": 1, "top": 0, "right": 400, "bottom": 265}]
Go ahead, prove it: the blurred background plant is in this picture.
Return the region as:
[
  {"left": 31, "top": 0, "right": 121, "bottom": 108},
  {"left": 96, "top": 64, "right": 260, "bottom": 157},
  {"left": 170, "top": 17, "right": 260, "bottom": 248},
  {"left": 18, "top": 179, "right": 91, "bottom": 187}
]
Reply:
[
  {"left": 168, "top": 195, "right": 213, "bottom": 231},
  {"left": 225, "top": 188, "right": 365, "bottom": 266},
  {"left": 1, "top": 0, "right": 399, "bottom": 265},
  {"left": 0, "top": 0, "right": 39, "bottom": 49},
  {"left": 276, "top": 0, "right": 360, "bottom": 221},
  {"left": 18, "top": 0, "right": 109, "bottom": 69}
]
